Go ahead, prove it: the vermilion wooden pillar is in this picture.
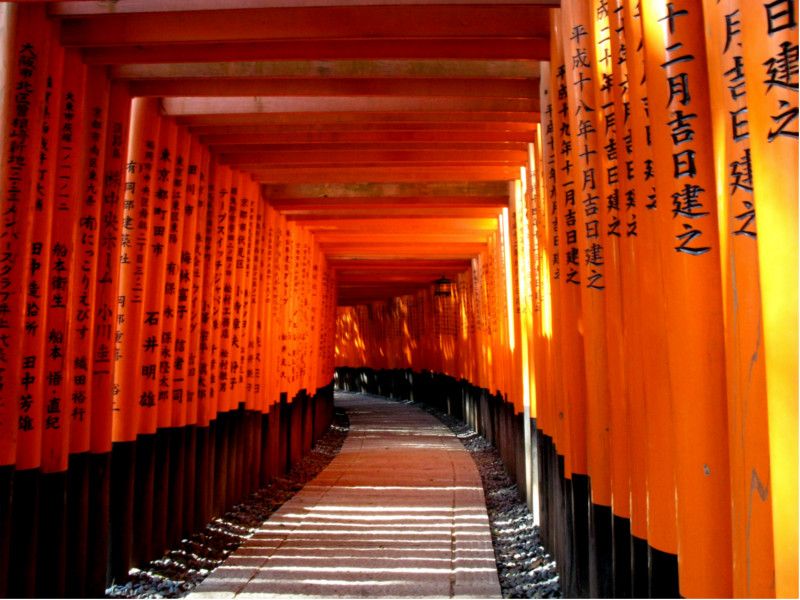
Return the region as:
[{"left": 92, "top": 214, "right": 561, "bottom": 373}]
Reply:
[
  {"left": 591, "top": 3, "right": 633, "bottom": 595},
  {"left": 92, "top": 78, "right": 130, "bottom": 594},
  {"left": 113, "top": 96, "right": 160, "bottom": 571},
  {"left": 64, "top": 66, "right": 112, "bottom": 598},
  {"left": 620, "top": 3, "right": 681, "bottom": 594},
  {"left": 702, "top": 0, "right": 777, "bottom": 596},
  {"left": 608, "top": 2, "right": 649, "bottom": 594},
  {"left": 2, "top": 8, "right": 53, "bottom": 596},
  {"left": 641, "top": 1, "right": 733, "bottom": 596},
  {"left": 739, "top": 2, "right": 799, "bottom": 596}
]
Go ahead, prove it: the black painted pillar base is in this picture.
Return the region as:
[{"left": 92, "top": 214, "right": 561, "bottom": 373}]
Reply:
[
  {"left": 589, "top": 502, "right": 614, "bottom": 598},
  {"left": 132, "top": 433, "right": 156, "bottom": 568},
  {"left": 87, "top": 451, "right": 112, "bottom": 596},
  {"left": 0, "top": 465, "right": 12, "bottom": 598},
  {"left": 37, "top": 470, "right": 68, "bottom": 598},
  {"left": 182, "top": 426, "right": 197, "bottom": 539},
  {"left": 571, "top": 473, "right": 591, "bottom": 598},
  {"left": 9, "top": 469, "right": 40, "bottom": 598},
  {"left": 648, "top": 544, "right": 680, "bottom": 598},
  {"left": 194, "top": 425, "right": 210, "bottom": 531},
  {"left": 167, "top": 426, "right": 186, "bottom": 548},
  {"left": 152, "top": 429, "right": 171, "bottom": 559},
  {"left": 213, "top": 413, "right": 229, "bottom": 517},
  {"left": 631, "top": 534, "right": 649, "bottom": 598},
  {"left": 66, "top": 452, "right": 91, "bottom": 598},
  {"left": 110, "top": 441, "right": 135, "bottom": 582},
  {"left": 612, "top": 514, "right": 632, "bottom": 598},
  {"left": 279, "top": 393, "right": 290, "bottom": 475}
]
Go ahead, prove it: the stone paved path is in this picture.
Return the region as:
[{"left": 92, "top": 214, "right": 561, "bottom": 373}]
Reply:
[{"left": 190, "top": 392, "right": 502, "bottom": 598}]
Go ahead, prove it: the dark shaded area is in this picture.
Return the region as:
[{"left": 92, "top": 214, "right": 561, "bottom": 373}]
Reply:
[{"left": 105, "top": 402, "right": 348, "bottom": 598}]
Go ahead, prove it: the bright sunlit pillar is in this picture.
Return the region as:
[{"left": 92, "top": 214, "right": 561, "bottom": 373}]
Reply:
[
  {"left": 500, "top": 207, "right": 515, "bottom": 353},
  {"left": 515, "top": 173, "right": 539, "bottom": 521}
]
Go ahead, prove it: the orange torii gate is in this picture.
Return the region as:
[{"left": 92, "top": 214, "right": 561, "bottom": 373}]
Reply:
[{"left": 0, "top": 2, "right": 796, "bottom": 599}]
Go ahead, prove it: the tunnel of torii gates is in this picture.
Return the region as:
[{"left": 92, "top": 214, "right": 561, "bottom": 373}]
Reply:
[{"left": 0, "top": 0, "right": 796, "bottom": 598}]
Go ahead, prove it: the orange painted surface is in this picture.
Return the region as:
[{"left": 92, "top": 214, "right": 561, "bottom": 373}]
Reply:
[
  {"left": 611, "top": 0, "right": 647, "bottom": 541},
  {"left": 0, "top": 6, "right": 795, "bottom": 597},
  {"left": 739, "top": 1, "right": 799, "bottom": 596},
  {"left": 703, "top": 0, "right": 777, "bottom": 595},
  {"left": 641, "top": 0, "right": 733, "bottom": 595},
  {"left": 40, "top": 43, "right": 87, "bottom": 475},
  {"left": 0, "top": 4, "right": 51, "bottom": 470},
  {"left": 66, "top": 65, "right": 111, "bottom": 456},
  {"left": 112, "top": 97, "right": 160, "bottom": 443},
  {"left": 91, "top": 80, "right": 130, "bottom": 454}
]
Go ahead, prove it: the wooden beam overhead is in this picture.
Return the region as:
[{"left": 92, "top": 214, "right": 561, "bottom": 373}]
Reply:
[
  {"left": 262, "top": 182, "right": 510, "bottom": 198},
  {"left": 47, "top": 0, "right": 545, "bottom": 306},
  {"left": 60, "top": 5, "right": 551, "bottom": 46},
  {"left": 130, "top": 77, "right": 539, "bottom": 99},
  {"left": 298, "top": 217, "right": 498, "bottom": 232},
  {"left": 161, "top": 96, "right": 538, "bottom": 115},
  {"left": 201, "top": 131, "right": 536, "bottom": 145},
  {"left": 81, "top": 39, "right": 549, "bottom": 65},
  {"left": 283, "top": 207, "right": 502, "bottom": 220},
  {"left": 218, "top": 149, "right": 528, "bottom": 165},
  {"left": 179, "top": 112, "right": 539, "bottom": 128},
  {"left": 51, "top": 0, "right": 560, "bottom": 16},
  {"left": 249, "top": 166, "right": 520, "bottom": 183},
  {"left": 113, "top": 59, "right": 540, "bottom": 79}
]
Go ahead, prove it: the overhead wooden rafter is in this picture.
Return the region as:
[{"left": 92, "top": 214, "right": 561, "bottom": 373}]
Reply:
[{"left": 48, "top": 0, "right": 549, "bottom": 303}]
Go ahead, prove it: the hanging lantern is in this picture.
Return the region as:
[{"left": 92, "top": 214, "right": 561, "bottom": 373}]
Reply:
[{"left": 434, "top": 275, "right": 454, "bottom": 298}]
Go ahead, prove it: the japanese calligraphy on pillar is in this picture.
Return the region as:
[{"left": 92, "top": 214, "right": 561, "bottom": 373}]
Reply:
[
  {"left": 113, "top": 97, "right": 159, "bottom": 442},
  {"left": 594, "top": 2, "right": 623, "bottom": 245},
  {"left": 93, "top": 83, "right": 128, "bottom": 452},
  {"left": 42, "top": 57, "right": 86, "bottom": 470},
  {"left": 162, "top": 130, "right": 188, "bottom": 425},
  {"left": 186, "top": 149, "right": 208, "bottom": 422},
  {"left": 554, "top": 63, "right": 578, "bottom": 287},
  {"left": 174, "top": 142, "right": 201, "bottom": 419},
  {"left": 219, "top": 178, "right": 238, "bottom": 404},
  {"left": 609, "top": 0, "right": 638, "bottom": 238},
  {"left": 564, "top": 4, "right": 606, "bottom": 291},
  {"left": 138, "top": 122, "right": 174, "bottom": 424},
  {"left": 16, "top": 49, "right": 57, "bottom": 461},
  {"left": 67, "top": 69, "right": 109, "bottom": 452},
  {"left": 660, "top": 2, "right": 714, "bottom": 254},
  {"left": 1, "top": 13, "right": 47, "bottom": 467},
  {"left": 761, "top": 0, "right": 798, "bottom": 143}
]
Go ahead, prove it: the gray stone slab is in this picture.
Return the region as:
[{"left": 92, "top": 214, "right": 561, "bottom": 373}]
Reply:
[{"left": 189, "top": 392, "right": 501, "bottom": 599}]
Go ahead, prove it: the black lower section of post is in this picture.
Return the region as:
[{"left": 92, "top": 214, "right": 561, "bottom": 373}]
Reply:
[
  {"left": 110, "top": 441, "right": 136, "bottom": 582},
  {"left": 612, "top": 514, "right": 632, "bottom": 598},
  {"left": 589, "top": 502, "right": 614, "bottom": 598},
  {"left": 631, "top": 534, "right": 649, "bottom": 598},
  {"left": 87, "top": 451, "right": 112, "bottom": 596},
  {"left": 9, "top": 468, "right": 40, "bottom": 598},
  {"left": 66, "top": 452, "right": 91, "bottom": 598},
  {"left": 36, "top": 470, "right": 68, "bottom": 598},
  {"left": 0, "top": 464, "right": 12, "bottom": 598},
  {"left": 649, "top": 544, "right": 680, "bottom": 598}
]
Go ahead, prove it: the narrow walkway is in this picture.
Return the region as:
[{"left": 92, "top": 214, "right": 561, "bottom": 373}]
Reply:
[{"left": 191, "top": 392, "right": 502, "bottom": 598}]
